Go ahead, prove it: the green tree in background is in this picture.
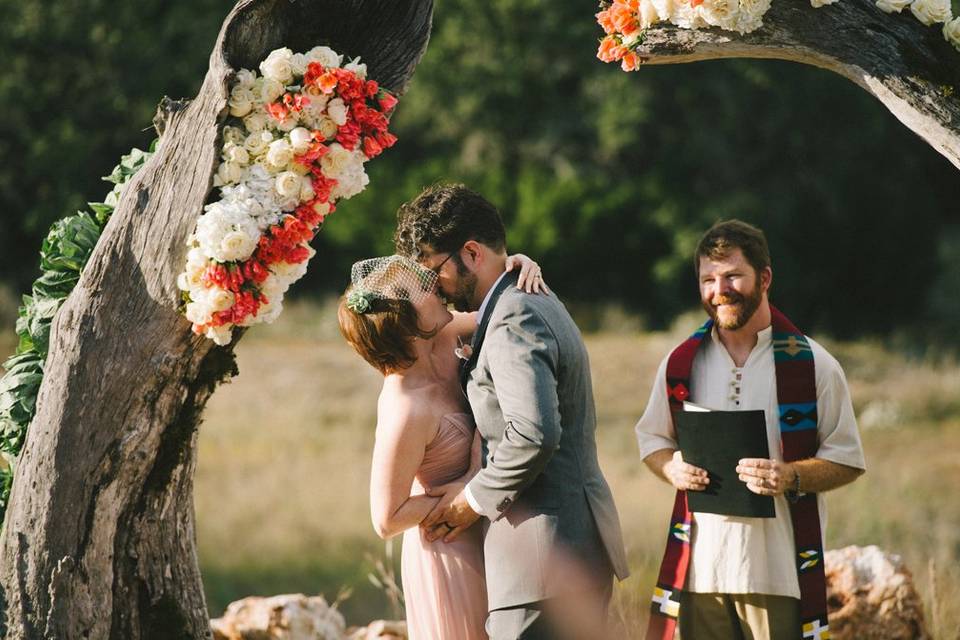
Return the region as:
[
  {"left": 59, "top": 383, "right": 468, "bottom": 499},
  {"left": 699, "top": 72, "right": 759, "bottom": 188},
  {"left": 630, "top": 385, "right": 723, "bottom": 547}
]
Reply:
[{"left": 1, "top": 0, "right": 958, "bottom": 343}]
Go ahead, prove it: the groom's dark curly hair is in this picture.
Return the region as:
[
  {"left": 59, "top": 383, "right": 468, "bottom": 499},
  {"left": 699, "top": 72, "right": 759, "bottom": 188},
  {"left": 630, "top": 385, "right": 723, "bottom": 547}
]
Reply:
[{"left": 394, "top": 184, "right": 506, "bottom": 258}]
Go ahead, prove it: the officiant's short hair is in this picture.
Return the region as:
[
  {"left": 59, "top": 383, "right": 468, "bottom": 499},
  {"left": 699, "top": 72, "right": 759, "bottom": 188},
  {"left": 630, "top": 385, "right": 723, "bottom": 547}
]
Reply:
[
  {"left": 395, "top": 184, "right": 506, "bottom": 257},
  {"left": 695, "top": 219, "right": 771, "bottom": 276}
]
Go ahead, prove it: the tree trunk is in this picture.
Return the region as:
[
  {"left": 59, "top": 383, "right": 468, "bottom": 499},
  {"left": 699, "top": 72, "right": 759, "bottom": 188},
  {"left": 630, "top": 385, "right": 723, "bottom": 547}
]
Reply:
[
  {"left": 633, "top": 1, "right": 960, "bottom": 170},
  {"left": 0, "top": 1, "right": 433, "bottom": 638}
]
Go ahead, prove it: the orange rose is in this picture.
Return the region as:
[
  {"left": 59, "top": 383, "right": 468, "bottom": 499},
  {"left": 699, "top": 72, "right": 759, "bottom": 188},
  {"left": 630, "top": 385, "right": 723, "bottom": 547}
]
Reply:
[
  {"left": 317, "top": 71, "right": 338, "bottom": 94},
  {"left": 621, "top": 51, "right": 642, "bottom": 72},
  {"left": 596, "top": 9, "right": 617, "bottom": 34},
  {"left": 597, "top": 36, "right": 626, "bottom": 62}
]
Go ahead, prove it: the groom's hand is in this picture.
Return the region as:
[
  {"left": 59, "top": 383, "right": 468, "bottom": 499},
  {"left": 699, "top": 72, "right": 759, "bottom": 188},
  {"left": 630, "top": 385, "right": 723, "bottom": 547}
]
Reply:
[
  {"left": 420, "top": 481, "right": 466, "bottom": 531},
  {"left": 422, "top": 489, "right": 479, "bottom": 543}
]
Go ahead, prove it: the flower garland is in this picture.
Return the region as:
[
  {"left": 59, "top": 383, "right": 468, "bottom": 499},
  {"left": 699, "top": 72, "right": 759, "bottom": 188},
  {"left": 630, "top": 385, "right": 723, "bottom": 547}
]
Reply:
[
  {"left": 596, "top": 0, "right": 960, "bottom": 70},
  {"left": 178, "top": 46, "right": 398, "bottom": 345}
]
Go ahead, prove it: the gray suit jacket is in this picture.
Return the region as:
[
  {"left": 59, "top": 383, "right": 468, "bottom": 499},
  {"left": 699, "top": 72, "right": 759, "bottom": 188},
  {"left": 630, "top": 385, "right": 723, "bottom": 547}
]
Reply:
[{"left": 462, "top": 272, "right": 629, "bottom": 611}]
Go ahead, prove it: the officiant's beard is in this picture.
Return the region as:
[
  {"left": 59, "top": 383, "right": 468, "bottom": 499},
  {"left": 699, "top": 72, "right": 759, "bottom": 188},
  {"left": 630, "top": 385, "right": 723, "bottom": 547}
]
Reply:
[{"left": 703, "top": 284, "right": 763, "bottom": 330}]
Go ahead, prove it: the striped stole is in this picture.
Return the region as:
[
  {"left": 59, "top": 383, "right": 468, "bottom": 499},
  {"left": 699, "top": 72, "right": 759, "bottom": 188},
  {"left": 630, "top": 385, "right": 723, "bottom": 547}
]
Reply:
[{"left": 646, "top": 306, "right": 830, "bottom": 640}]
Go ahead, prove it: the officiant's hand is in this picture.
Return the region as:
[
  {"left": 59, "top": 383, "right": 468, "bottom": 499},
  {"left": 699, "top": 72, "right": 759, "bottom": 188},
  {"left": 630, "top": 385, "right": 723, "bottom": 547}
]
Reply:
[
  {"left": 422, "top": 489, "right": 479, "bottom": 543},
  {"left": 664, "top": 450, "right": 710, "bottom": 491},
  {"left": 737, "top": 458, "right": 796, "bottom": 496}
]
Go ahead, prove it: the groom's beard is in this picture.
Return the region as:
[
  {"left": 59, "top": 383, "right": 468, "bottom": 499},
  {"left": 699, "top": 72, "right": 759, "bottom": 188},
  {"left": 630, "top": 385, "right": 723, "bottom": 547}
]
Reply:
[
  {"left": 449, "top": 260, "right": 478, "bottom": 312},
  {"left": 702, "top": 282, "right": 763, "bottom": 330}
]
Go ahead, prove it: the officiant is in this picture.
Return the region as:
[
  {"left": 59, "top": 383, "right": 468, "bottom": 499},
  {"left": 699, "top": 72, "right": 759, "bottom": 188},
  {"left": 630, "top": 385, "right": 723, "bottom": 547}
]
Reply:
[{"left": 634, "top": 220, "right": 866, "bottom": 640}]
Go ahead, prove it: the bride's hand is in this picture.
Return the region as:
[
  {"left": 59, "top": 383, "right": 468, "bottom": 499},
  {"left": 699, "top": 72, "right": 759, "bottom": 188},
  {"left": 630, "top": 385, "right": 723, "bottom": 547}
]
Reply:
[{"left": 505, "top": 253, "right": 548, "bottom": 294}]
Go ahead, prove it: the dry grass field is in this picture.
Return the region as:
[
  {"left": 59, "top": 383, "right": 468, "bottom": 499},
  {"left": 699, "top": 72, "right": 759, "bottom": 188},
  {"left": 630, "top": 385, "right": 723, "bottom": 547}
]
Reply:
[
  {"left": 1, "top": 290, "right": 955, "bottom": 634},
  {"left": 193, "top": 298, "right": 960, "bottom": 636}
]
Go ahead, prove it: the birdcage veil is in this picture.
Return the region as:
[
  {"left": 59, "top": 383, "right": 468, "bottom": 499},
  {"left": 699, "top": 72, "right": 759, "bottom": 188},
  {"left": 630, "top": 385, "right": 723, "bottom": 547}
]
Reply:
[{"left": 346, "top": 255, "right": 439, "bottom": 314}]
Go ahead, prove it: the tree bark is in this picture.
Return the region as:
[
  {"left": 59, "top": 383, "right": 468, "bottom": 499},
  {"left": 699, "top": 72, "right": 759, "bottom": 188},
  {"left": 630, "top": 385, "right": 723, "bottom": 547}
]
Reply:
[
  {"left": 633, "top": 0, "right": 960, "bottom": 170},
  {"left": 0, "top": 1, "right": 433, "bottom": 638}
]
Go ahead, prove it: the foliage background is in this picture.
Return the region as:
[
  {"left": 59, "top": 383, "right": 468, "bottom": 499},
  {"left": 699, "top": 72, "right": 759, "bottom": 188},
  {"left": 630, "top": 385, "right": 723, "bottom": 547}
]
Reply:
[{"left": 1, "top": 0, "right": 958, "bottom": 343}]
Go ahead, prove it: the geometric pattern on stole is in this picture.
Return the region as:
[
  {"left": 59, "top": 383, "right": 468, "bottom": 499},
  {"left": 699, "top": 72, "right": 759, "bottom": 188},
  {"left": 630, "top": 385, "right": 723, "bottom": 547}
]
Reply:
[{"left": 646, "top": 306, "right": 831, "bottom": 640}]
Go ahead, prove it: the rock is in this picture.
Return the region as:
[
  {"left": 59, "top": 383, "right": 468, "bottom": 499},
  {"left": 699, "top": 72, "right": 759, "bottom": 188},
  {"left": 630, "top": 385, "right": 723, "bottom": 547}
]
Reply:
[
  {"left": 825, "top": 545, "right": 929, "bottom": 640},
  {"left": 346, "top": 620, "right": 407, "bottom": 640},
  {"left": 210, "top": 593, "right": 346, "bottom": 640}
]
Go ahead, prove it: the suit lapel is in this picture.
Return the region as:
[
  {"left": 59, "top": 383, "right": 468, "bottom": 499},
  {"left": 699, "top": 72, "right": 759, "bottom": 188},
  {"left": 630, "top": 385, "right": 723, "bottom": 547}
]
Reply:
[{"left": 459, "top": 271, "right": 518, "bottom": 390}]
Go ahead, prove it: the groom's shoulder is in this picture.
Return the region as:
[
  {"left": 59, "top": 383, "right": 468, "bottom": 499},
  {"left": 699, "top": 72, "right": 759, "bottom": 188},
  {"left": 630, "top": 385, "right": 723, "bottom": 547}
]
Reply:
[{"left": 492, "top": 287, "right": 567, "bottom": 328}]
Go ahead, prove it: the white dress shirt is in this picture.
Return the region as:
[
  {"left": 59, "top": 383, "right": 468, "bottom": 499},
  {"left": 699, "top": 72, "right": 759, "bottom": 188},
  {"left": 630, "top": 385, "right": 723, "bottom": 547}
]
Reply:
[{"left": 635, "top": 325, "right": 866, "bottom": 598}]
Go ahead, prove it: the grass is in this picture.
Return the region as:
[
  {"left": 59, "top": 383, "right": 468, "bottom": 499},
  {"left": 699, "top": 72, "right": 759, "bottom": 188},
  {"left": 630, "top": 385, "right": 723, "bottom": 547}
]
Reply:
[
  {"left": 195, "top": 299, "right": 960, "bottom": 636},
  {"left": 4, "top": 289, "right": 954, "bottom": 635}
]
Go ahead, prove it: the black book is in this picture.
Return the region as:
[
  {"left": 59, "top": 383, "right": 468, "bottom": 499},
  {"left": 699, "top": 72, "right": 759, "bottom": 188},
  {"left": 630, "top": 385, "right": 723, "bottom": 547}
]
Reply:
[{"left": 674, "top": 404, "right": 776, "bottom": 518}]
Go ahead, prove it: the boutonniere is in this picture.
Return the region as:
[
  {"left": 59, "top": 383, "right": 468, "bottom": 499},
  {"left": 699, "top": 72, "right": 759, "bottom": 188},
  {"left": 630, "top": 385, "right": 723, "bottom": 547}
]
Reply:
[{"left": 454, "top": 336, "right": 473, "bottom": 361}]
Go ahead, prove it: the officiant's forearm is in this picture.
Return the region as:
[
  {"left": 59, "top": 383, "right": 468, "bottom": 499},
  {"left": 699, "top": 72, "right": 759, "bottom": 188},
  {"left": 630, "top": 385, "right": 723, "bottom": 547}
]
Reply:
[
  {"left": 643, "top": 448, "right": 677, "bottom": 485},
  {"left": 372, "top": 495, "right": 441, "bottom": 539},
  {"left": 789, "top": 458, "right": 864, "bottom": 493}
]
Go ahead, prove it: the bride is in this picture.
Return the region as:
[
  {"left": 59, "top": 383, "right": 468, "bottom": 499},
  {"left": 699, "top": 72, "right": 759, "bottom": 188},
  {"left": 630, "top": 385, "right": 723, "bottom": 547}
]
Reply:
[{"left": 337, "top": 253, "right": 546, "bottom": 640}]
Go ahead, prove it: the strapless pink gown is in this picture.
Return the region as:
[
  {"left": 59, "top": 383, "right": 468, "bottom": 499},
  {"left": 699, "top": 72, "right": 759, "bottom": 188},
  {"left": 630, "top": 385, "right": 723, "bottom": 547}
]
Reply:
[{"left": 402, "top": 413, "right": 488, "bottom": 640}]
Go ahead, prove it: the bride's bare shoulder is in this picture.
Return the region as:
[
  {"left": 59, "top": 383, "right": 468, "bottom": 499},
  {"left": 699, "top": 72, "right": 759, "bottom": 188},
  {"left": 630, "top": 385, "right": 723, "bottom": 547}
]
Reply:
[{"left": 375, "top": 381, "right": 434, "bottom": 437}]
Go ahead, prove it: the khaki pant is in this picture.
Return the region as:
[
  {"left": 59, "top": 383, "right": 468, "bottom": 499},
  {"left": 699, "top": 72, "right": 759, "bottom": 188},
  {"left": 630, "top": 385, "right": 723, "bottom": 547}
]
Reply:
[{"left": 679, "top": 592, "right": 801, "bottom": 640}]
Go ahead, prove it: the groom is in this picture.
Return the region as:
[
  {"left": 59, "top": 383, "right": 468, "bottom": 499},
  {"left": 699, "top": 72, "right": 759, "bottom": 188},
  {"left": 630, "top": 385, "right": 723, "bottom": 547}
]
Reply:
[{"left": 395, "top": 184, "right": 629, "bottom": 639}]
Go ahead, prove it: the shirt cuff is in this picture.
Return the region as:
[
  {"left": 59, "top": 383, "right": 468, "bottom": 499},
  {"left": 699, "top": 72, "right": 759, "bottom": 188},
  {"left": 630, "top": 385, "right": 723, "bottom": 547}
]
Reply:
[{"left": 463, "top": 484, "right": 485, "bottom": 517}]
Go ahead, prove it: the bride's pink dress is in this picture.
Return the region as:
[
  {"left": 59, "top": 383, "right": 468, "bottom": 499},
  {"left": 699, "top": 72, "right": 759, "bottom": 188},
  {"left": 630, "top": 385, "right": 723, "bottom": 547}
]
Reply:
[{"left": 402, "top": 412, "right": 488, "bottom": 640}]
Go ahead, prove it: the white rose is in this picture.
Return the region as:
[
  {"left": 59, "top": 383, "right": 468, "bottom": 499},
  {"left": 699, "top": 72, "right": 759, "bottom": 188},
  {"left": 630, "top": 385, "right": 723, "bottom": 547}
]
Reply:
[
  {"left": 317, "top": 117, "right": 339, "bottom": 140},
  {"left": 638, "top": 0, "right": 661, "bottom": 27},
  {"left": 266, "top": 139, "right": 294, "bottom": 168},
  {"left": 275, "top": 171, "right": 303, "bottom": 198},
  {"left": 343, "top": 57, "right": 367, "bottom": 78},
  {"left": 261, "top": 78, "right": 285, "bottom": 104},
  {"left": 235, "top": 68, "right": 257, "bottom": 88},
  {"left": 183, "top": 264, "right": 206, "bottom": 290},
  {"left": 326, "top": 98, "right": 349, "bottom": 126},
  {"left": 299, "top": 176, "right": 315, "bottom": 201},
  {"left": 650, "top": 0, "right": 675, "bottom": 19},
  {"left": 291, "top": 161, "right": 312, "bottom": 176},
  {"left": 186, "top": 247, "right": 207, "bottom": 268},
  {"left": 219, "top": 230, "right": 258, "bottom": 262},
  {"left": 910, "top": 0, "right": 951, "bottom": 24},
  {"left": 223, "top": 142, "right": 250, "bottom": 166},
  {"left": 243, "top": 111, "right": 269, "bottom": 133},
  {"left": 205, "top": 324, "right": 233, "bottom": 345},
  {"left": 260, "top": 47, "right": 294, "bottom": 84},
  {"left": 185, "top": 300, "right": 213, "bottom": 326},
  {"left": 214, "top": 161, "right": 244, "bottom": 186},
  {"left": 290, "top": 53, "right": 309, "bottom": 77},
  {"left": 222, "top": 126, "right": 246, "bottom": 146},
  {"left": 177, "top": 271, "right": 190, "bottom": 292},
  {"left": 876, "top": 0, "right": 912, "bottom": 10},
  {"left": 697, "top": 0, "right": 740, "bottom": 27},
  {"left": 306, "top": 46, "right": 342, "bottom": 68},
  {"left": 289, "top": 127, "right": 314, "bottom": 153},
  {"left": 244, "top": 130, "right": 273, "bottom": 156},
  {"left": 319, "top": 143, "right": 352, "bottom": 177},
  {"left": 207, "top": 287, "right": 236, "bottom": 312},
  {"left": 228, "top": 86, "right": 254, "bottom": 117},
  {"left": 945, "top": 17, "right": 960, "bottom": 50}
]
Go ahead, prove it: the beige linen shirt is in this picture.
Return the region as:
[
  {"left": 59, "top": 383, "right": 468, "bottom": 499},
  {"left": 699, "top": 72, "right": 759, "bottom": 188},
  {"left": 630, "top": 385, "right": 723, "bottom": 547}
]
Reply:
[{"left": 635, "top": 325, "right": 866, "bottom": 598}]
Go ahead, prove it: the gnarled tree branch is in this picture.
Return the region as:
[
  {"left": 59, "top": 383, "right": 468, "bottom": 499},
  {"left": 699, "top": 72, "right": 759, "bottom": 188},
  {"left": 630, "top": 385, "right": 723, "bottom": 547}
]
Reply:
[
  {"left": 634, "top": 0, "right": 960, "bottom": 170},
  {"left": 0, "top": 1, "right": 433, "bottom": 638}
]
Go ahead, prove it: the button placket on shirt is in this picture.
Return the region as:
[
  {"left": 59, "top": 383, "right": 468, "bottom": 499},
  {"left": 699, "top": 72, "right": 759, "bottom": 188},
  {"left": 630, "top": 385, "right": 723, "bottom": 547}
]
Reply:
[{"left": 729, "top": 367, "right": 743, "bottom": 407}]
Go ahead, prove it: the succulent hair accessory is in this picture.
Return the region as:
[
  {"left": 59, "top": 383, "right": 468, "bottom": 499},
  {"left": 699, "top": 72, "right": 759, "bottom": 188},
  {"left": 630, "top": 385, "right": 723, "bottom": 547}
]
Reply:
[
  {"left": 347, "top": 255, "right": 439, "bottom": 313},
  {"left": 346, "top": 288, "right": 376, "bottom": 314}
]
